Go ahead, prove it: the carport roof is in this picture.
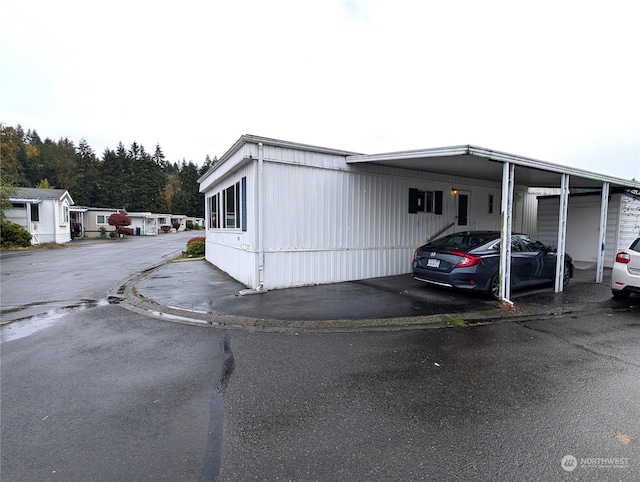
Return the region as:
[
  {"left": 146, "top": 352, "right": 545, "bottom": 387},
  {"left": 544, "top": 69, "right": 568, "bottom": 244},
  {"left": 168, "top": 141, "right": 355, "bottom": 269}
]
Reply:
[{"left": 347, "top": 145, "right": 640, "bottom": 190}]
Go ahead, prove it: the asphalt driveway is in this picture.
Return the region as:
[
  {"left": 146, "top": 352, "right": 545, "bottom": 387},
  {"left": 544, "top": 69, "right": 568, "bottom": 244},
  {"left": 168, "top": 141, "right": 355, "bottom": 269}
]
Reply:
[{"left": 130, "top": 258, "right": 620, "bottom": 328}]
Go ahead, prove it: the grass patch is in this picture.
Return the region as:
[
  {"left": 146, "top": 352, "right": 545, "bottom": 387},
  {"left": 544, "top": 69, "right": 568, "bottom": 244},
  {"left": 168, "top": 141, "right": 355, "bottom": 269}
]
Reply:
[
  {"left": 27, "top": 242, "right": 73, "bottom": 250},
  {"left": 445, "top": 314, "right": 467, "bottom": 327}
]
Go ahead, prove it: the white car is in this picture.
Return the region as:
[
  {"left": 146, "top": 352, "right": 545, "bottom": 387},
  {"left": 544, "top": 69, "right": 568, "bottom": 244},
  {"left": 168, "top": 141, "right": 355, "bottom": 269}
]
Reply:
[{"left": 611, "top": 237, "right": 640, "bottom": 300}]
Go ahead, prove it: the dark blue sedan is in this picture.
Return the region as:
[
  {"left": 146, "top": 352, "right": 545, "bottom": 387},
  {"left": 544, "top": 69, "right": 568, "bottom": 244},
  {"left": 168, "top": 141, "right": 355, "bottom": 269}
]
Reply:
[{"left": 412, "top": 231, "right": 573, "bottom": 298}]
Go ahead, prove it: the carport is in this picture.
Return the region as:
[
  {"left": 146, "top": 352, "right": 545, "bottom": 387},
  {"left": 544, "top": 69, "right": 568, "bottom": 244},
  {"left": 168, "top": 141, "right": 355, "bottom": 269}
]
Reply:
[{"left": 347, "top": 145, "right": 640, "bottom": 303}]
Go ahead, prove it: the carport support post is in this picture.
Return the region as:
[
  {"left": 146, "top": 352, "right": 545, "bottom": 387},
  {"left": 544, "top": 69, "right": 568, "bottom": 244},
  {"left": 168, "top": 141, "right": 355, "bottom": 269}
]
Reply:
[
  {"left": 499, "top": 162, "right": 514, "bottom": 303},
  {"left": 554, "top": 174, "right": 570, "bottom": 292},
  {"left": 596, "top": 182, "right": 610, "bottom": 283}
]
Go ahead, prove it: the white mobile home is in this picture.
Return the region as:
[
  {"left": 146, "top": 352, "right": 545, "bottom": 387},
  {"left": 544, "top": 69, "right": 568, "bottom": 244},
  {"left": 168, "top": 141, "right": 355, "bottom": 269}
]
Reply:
[
  {"left": 7, "top": 188, "right": 73, "bottom": 244},
  {"left": 198, "top": 136, "right": 640, "bottom": 296},
  {"left": 200, "top": 136, "right": 608, "bottom": 292},
  {"left": 127, "top": 212, "right": 159, "bottom": 236}
]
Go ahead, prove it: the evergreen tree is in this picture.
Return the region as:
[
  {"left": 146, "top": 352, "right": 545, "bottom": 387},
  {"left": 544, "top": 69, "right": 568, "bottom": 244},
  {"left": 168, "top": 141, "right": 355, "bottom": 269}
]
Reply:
[
  {"left": 74, "top": 139, "right": 100, "bottom": 206},
  {"left": 173, "top": 161, "right": 202, "bottom": 217},
  {"left": 201, "top": 154, "right": 217, "bottom": 174},
  {"left": 98, "top": 145, "right": 130, "bottom": 209},
  {"left": 3, "top": 124, "right": 214, "bottom": 217}
]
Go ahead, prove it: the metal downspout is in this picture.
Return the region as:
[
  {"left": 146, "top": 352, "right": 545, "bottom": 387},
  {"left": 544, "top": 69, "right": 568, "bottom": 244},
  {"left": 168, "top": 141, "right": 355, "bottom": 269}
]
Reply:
[{"left": 257, "top": 142, "right": 265, "bottom": 290}]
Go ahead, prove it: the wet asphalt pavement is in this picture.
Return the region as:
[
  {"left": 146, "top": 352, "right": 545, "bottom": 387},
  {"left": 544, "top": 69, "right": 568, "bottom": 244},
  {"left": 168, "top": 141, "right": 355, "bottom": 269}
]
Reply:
[
  {"left": 3, "top": 236, "right": 639, "bottom": 481},
  {"left": 126, "top": 257, "right": 623, "bottom": 331}
]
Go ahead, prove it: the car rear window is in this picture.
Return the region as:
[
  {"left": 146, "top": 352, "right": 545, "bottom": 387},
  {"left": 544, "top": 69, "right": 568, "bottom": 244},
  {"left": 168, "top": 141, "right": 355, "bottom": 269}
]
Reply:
[
  {"left": 630, "top": 238, "right": 640, "bottom": 252},
  {"left": 429, "top": 233, "right": 495, "bottom": 251}
]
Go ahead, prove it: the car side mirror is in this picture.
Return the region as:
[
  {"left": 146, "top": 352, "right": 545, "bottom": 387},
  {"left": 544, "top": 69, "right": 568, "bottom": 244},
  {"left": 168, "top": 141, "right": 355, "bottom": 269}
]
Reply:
[{"left": 546, "top": 245, "right": 557, "bottom": 253}]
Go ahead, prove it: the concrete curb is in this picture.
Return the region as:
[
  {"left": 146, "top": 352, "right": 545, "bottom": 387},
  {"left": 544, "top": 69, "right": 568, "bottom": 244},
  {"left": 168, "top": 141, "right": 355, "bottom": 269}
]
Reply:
[{"left": 114, "top": 260, "right": 619, "bottom": 333}]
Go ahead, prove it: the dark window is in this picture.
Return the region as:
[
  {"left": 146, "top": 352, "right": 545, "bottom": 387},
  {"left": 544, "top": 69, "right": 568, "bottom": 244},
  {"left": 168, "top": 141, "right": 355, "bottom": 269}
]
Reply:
[
  {"left": 409, "top": 189, "right": 442, "bottom": 214},
  {"left": 511, "top": 236, "right": 524, "bottom": 252},
  {"left": 434, "top": 191, "right": 443, "bottom": 215},
  {"left": 430, "top": 232, "right": 496, "bottom": 250},
  {"left": 408, "top": 188, "right": 419, "bottom": 213},
  {"left": 519, "top": 235, "right": 545, "bottom": 252},
  {"left": 494, "top": 235, "right": 525, "bottom": 252},
  {"left": 488, "top": 194, "right": 494, "bottom": 214},
  {"left": 208, "top": 194, "right": 218, "bottom": 228},
  {"left": 241, "top": 177, "right": 247, "bottom": 232},
  {"left": 30, "top": 204, "right": 39, "bottom": 222}
]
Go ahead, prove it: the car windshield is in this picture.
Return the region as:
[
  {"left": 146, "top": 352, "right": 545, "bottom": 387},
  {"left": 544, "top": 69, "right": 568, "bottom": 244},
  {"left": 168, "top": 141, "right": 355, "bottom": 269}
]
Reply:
[{"left": 429, "top": 232, "right": 496, "bottom": 251}]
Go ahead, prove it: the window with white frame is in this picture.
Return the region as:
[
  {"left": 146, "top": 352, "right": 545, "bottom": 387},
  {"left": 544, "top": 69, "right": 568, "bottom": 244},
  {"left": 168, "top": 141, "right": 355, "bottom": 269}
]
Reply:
[
  {"left": 223, "top": 182, "right": 240, "bottom": 228},
  {"left": 209, "top": 178, "right": 246, "bottom": 230},
  {"left": 409, "top": 189, "right": 443, "bottom": 214},
  {"left": 97, "top": 214, "right": 109, "bottom": 224},
  {"left": 61, "top": 204, "right": 69, "bottom": 225},
  {"left": 208, "top": 193, "right": 219, "bottom": 228}
]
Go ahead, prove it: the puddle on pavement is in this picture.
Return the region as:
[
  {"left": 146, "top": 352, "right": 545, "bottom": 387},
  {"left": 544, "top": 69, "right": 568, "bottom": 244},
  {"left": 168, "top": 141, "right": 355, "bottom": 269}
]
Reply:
[{"left": 0, "top": 299, "right": 109, "bottom": 343}]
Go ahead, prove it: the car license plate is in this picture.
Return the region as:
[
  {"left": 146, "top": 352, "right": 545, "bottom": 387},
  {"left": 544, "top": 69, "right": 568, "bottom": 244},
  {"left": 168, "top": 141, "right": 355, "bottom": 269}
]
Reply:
[{"left": 427, "top": 258, "right": 440, "bottom": 268}]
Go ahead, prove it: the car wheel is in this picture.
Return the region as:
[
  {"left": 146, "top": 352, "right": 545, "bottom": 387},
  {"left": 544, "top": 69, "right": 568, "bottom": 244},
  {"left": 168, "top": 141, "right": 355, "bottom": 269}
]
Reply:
[
  {"left": 612, "top": 290, "right": 630, "bottom": 300},
  {"left": 562, "top": 261, "right": 571, "bottom": 287},
  {"left": 489, "top": 275, "right": 500, "bottom": 299}
]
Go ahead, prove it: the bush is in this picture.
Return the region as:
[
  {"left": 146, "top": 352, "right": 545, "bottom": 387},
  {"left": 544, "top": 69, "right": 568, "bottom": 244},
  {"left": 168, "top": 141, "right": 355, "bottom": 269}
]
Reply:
[
  {"left": 1, "top": 220, "right": 32, "bottom": 248},
  {"left": 108, "top": 213, "right": 131, "bottom": 229},
  {"left": 186, "top": 241, "right": 205, "bottom": 257},
  {"left": 186, "top": 220, "right": 194, "bottom": 230},
  {"left": 109, "top": 213, "right": 131, "bottom": 237},
  {"left": 187, "top": 236, "right": 206, "bottom": 247}
]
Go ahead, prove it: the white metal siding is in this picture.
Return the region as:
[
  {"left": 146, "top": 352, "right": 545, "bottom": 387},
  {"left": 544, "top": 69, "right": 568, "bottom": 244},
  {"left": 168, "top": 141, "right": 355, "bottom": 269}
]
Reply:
[
  {"left": 513, "top": 191, "right": 539, "bottom": 235},
  {"left": 204, "top": 163, "right": 257, "bottom": 287},
  {"left": 202, "top": 141, "right": 511, "bottom": 289},
  {"left": 537, "top": 194, "right": 629, "bottom": 268},
  {"left": 258, "top": 160, "right": 503, "bottom": 289},
  {"left": 6, "top": 200, "right": 70, "bottom": 244}
]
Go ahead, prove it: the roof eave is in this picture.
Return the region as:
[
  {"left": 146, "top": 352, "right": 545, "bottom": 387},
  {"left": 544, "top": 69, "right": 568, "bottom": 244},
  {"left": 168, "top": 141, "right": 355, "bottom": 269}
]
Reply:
[
  {"left": 9, "top": 198, "right": 43, "bottom": 204},
  {"left": 198, "top": 134, "right": 365, "bottom": 185},
  {"left": 347, "top": 144, "right": 640, "bottom": 189}
]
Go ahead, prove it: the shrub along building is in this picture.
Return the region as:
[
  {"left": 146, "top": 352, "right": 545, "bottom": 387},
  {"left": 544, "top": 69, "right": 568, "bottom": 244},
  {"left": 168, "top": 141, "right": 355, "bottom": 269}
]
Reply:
[{"left": 198, "top": 135, "right": 640, "bottom": 302}]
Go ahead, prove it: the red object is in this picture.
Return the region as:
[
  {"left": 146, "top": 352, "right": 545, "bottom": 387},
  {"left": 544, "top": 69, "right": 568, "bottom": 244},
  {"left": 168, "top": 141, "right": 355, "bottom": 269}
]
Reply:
[
  {"left": 451, "top": 251, "right": 481, "bottom": 268},
  {"left": 616, "top": 252, "right": 631, "bottom": 264},
  {"left": 187, "top": 236, "right": 206, "bottom": 246}
]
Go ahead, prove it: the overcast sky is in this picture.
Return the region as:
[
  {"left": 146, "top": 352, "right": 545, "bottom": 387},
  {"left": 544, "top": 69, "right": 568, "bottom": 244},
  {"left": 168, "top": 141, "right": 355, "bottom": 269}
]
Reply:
[{"left": 2, "top": 0, "right": 638, "bottom": 180}]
